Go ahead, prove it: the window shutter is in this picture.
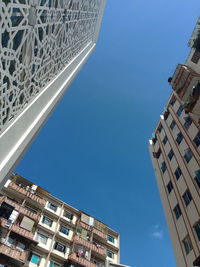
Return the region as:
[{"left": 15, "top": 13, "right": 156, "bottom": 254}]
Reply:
[{"left": 20, "top": 216, "right": 34, "bottom": 231}]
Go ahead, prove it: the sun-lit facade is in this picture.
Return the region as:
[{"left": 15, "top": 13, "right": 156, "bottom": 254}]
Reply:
[
  {"left": 149, "top": 18, "right": 200, "bottom": 267},
  {"left": 149, "top": 93, "right": 200, "bottom": 267},
  {"left": 0, "top": 173, "right": 129, "bottom": 267},
  {"left": 0, "top": 0, "right": 106, "bottom": 185},
  {"left": 168, "top": 17, "right": 200, "bottom": 125}
]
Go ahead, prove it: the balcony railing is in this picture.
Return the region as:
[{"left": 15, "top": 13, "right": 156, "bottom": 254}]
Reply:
[
  {"left": 0, "top": 218, "right": 35, "bottom": 241},
  {"left": 78, "top": 221, "right": 92, "bottom": 231},
  {"left": 68, "top": 252, "right": 100, "bottom": 267},
  {"left": 8, "top": 181, "right": 46, "bottom": 207},
  {"left": 171, "top": 64, "right": 200, "bottom": 100},
  {"left": 73, "top": 235, "right": 107, "bottom": 257},
  {"left": 93, "top": 228, "right": 107, "bottom": 240},
  {"left": 0, "top": 243, "right": 27, "bottom": 263},
  {"left": 77, "top": 221, "right": 107, "bottom": 240},
  {"left": 0, "top": 196, "right": 40, "bottom": 222}
]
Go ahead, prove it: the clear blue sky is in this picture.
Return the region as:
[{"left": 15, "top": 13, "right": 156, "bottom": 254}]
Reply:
[{"left": 15, "top": 1, "right": 200, "bottom": 267}]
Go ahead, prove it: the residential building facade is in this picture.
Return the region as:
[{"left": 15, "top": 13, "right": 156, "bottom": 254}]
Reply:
[
  {"left": 149, "top": 18, "right": 200, "bottom": 267},
  {"left": 0, "top": 0, "right": 106, "bottom": 185},
  {"left": 0, "top": 174, "right": 123, "bottom": 267},
  {"left": 168, "top": 17, "right": 200, "bottom": 125},
  {"left": 149, "top": 93, "right": 200, "bottom": 267}
]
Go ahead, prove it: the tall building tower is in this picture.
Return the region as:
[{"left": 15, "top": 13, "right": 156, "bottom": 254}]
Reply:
[
  {"left": 0, "top": 173, "right": 129, "bottom": 267},
  {"left": 0, "top": 0, "right": 106, "bottom": 185},
  {"left": 149, "top": 18, "right": 200, "bottom": 267}
]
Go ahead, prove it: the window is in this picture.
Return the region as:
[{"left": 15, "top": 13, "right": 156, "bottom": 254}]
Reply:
[
  {"left": 107, "top": 251, "right": 114, "bottom": 259},
  {"left": 63, "top": 210, "right": 73, "bottom": 220},
  {"left": 167, "top": 181, "right": 173, "bottom": 194},
  {"left": 195, "top": 170, "right": 200, "bottom": 189},
  {"left": 173, "top": 204, "right": 182, "bottom": 220},
  {"left": 161, "top": 161, "right": 167, "bottom": 173},
  {"left": 174, "top": 167, "right": 182, "bottom": 180},
  {"left": 49, "top": 261, "right": 61, "bottom": 267},
  {"left": 182, "top": 236, "right": 193, "bottom": 255},
  {"left": 59, "top": 225, "right": 69, "bottom": 235},
  {"left": 183, "top": 190, "right": 192, "bottom": 206},
  {"left": 42, "top": 216, "right": 53, "bottom": 227},
  {"left": 184, "top": 148, "right": 193, "bottom": 163},
  {"left": 54, "top": 242, "right": 67, "bottom": 253},
  {"left": 162, "top": 136, "right": 168, "bottom": 145},
  {"left": 152, "top": 135, "right": 157, "bottom": 145},
  {"left": 177, "top": 105, "right": 183, "bottom": 117},
  {"left": 6, "top": 237, "right": 15, "bottom": 246},
  {"left": 191, "top": 49, "right": 200, "bottom": 64},
  {"left": 193, "top": 132, "right": 200, "bottom": 147},
  {"left": 184, "top": 116, "right": 192, "bottom": 130},
  {"left": 194, "top": 221, "right": 200, "bottom": 241},
  {"left": 16, "top": 242, "right": 25, "bottom": 251},
  {"left": 36, "top": 232, "right": 48, "bottom": 245},
  {"left": 91, "top": 259, "right": 103, "bottom": 266},
  {"left": 170, "top": 120, "right": 176, "bottom": 130},
  {"left": 107, "top": 235, "right": 115, "bottom": 243},
  {"left": 170, "top": 98, "right": 176, "bottom": 106},
  {"left": 176, "top": 133, "right": 183, "bottom": 145},
  {"left": 163, "top": 110, "right": 169, "bottom": 120},
  {"left": 152, "top": 148, "right": 161, "bottom": 159},
  {"left": 158, "top": 125, "right": 163, "bottom": 133},
  {"left": 47, "top": 202, "right": 58, "bottom": 212},
  {"left": 30, "top": 253, "right": 41, "bottom": 264},
  {"left": 168, "top": 149, "right": 174, "bottom": 161},
  {"left": 0, "top": 202, "right": 14, "bottom": 219}
]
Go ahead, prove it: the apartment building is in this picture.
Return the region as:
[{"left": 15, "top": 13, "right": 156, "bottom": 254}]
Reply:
[
  {"left": 0, "top": 174, "right": 124, "bottom": 267},
  {"left": 149, "top": 92, "right": 200, "bottom": 267},
  {"left": 149, "top": 18, "right": 200, "bottom": 267},
  {"left": 168, "top": 17, "right": 200, "bottom": 125},
  {"left": 0, "top": 0, "right": 106, "bottom": 185}
]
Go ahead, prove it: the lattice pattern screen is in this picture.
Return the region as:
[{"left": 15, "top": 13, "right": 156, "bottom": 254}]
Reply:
[{"left": 0, "top": 0, "right": 101, "bottom": 133}]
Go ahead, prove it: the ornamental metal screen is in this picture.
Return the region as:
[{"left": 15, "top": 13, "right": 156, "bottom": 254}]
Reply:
[{"left": 0, "top": 0, "right": 101, "bottom": 134}]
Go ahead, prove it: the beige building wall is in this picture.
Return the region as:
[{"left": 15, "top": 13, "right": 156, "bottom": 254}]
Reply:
[
  {"left": 149, "top": 93, "right": 200, "bottom": 267},
  {"left": 0, "top": 174, "right": 120, "bottom": 267}
]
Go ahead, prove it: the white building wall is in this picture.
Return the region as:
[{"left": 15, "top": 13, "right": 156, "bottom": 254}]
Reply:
[{"left": 0, "top": 0, "right": 106, "bottom": 186}]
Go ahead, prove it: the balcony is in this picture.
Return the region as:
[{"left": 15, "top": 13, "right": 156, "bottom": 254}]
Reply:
[
  {"left": 8, "top": 181, "right": 46, "bottom": 207},
  {"left": 170, "top": 64, "right": 200, "bottom": 114},
  {"left": 0, "top": 243, "right": 27, "bottom": 263},
  {"left": 171, "top": 64, "right": 200, "bottom": 99},
  {"left": 0, "top": 218, "right": 35, "bottom": 242},
  {"left": 68, "top": 253, "right": 99, "bottom": 267},
  {"left": 77, "top": 221, "right": 107, "bottom": 240},
  {"left": 73, "top": 235, "right": 107, "bottom": 257},
  {"left": 78, "top": 221, "right": 92, "bottom": 231},
  {"left": 0, "top": 196, "right": 41, "bottom": 222},
  {"left": 93, "top": 228, "right": 107, "bottom": 240}
]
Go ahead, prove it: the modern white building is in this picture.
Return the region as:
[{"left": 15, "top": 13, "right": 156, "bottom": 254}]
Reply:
[{"left": 0, "top": 0, "right": 106, "bottom": 185}]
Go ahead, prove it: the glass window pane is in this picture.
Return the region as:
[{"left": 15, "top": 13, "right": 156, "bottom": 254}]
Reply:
[
  {"left": 63, "top": 210, "right": 73, "bottom": 220},
  {"left": 107, "top": 235, "right": 115, "bottom": 243},
  {"left": 31, "top": 254, "right": 40, "bottom": 264},
  {"left": 194, "top": 222, "right": 200, "bottom": 241},
  {"left": 36, "top": 233, "right": 48, "bottom": 244},
  {"left": 60, "top": 226, "right": 69, "bottom": 235}
]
